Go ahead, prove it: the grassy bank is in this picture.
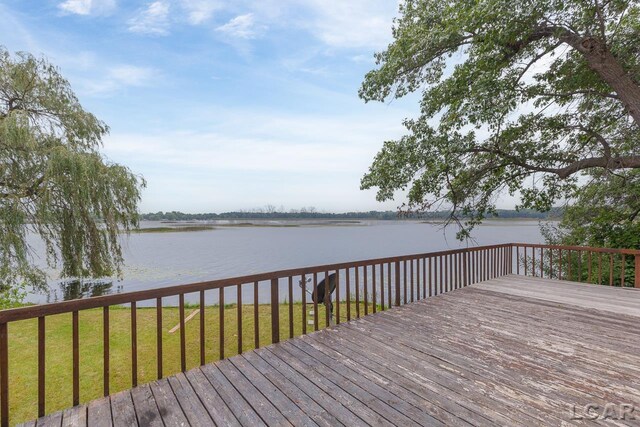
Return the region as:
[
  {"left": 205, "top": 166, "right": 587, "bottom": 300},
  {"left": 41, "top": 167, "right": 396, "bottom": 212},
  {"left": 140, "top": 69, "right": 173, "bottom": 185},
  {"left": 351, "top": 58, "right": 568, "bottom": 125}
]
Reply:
[{"left": 5, "top": 301, "right": 368, "bottom": 424}]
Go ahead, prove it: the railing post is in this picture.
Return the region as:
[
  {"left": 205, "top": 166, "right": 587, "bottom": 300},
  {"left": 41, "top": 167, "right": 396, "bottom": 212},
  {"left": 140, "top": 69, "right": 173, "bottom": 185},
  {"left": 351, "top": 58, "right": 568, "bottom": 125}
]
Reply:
[
  {"left": 271, "top": 279, "right": 280, "bottom": 343},
  {"left": 635, "top": 254, "right": 640, "bottom": 288},
  {"left": 0, "top": 322, "right": 7, "bottom": 427},
  {"left": 395, "top": 262, "right": 401, "bottom": 306}
]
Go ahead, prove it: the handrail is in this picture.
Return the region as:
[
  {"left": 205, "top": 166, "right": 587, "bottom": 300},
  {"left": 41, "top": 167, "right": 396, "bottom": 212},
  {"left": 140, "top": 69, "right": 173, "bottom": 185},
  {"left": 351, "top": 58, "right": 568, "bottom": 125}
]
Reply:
[
  {"left": 511, "top": 243, "right": 640, "bottom": 287},
  {"left": 0, "top": 243, "right": 511, "bottom": 323},
  {"left": 0, "top": 242, "right": 638, "bottom": 425},
  {"left": 512, "top": 242, "right": 640, "bottom": 255}
]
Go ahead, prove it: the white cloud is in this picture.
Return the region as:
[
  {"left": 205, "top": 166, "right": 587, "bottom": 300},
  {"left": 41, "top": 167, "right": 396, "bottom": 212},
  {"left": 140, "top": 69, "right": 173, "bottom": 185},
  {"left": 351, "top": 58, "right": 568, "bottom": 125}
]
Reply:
[
  {"left": 180, "top": 0, "right": 221, "bottom": 25},
  {"left": 128, "top": 1, "right": 171, "bottom": 35},
  {"left": 108, "top": 65, "right": 157, "bottom": 86},
  {"left": 302, "top": 1, "right": 397, "bottom": 50},
  {"left": 78, "top": 65, "right": 159, "bottom": 95},
  {"left": 58, "top": 0, "right": 116, "bottom": 16},
  {"left": 102, "top": 112, "right": 406, "bottom": 212},
  {"left": 216, "top": 14, "right": 260, "bottom": 39}
]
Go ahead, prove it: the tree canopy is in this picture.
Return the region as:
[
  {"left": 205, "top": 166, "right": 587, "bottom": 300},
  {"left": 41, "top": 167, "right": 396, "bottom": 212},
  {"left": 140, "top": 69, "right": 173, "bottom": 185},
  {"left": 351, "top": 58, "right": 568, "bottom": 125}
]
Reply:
[
  {"left": 0, "top": 48, "right": 144, "bottom": 307},
  {"left": 360, "top": 0, "right": 640, "bottom": 239}
]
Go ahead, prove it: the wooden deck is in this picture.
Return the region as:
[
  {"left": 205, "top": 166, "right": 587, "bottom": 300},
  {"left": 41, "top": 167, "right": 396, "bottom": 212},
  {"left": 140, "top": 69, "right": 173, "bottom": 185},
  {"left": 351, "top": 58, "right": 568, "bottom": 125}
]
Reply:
[{"left": 24, "top": 275, "right": 640, "bottom": 426}]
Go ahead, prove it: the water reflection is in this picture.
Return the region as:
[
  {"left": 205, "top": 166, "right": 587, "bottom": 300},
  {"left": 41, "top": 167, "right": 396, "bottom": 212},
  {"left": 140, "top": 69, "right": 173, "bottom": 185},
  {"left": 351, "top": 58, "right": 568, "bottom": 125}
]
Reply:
[{"left": 47, "top": 279, "right": 123, "bottom": 302}]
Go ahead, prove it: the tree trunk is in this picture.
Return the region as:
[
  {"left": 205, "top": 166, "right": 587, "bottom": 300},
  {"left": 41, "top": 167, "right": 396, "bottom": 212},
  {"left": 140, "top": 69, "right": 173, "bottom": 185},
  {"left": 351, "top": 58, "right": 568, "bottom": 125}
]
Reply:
[{"left": 561, "top": 34, "right": 640, "bottom": 125}]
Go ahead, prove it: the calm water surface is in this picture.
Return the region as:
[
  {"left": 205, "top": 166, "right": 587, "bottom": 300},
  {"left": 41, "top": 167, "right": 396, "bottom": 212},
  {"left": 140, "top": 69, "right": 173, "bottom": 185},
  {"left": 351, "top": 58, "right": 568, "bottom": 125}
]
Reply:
[{"left": 33, "top": 220, "right": 546, "bottom": 304}]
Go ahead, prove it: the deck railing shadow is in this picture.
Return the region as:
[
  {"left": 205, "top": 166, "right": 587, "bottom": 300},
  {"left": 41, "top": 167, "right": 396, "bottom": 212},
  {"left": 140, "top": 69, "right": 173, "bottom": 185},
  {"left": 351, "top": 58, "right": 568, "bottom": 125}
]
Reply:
[{"left": 0, "top": 242, "right": 638, "bottom": 425}]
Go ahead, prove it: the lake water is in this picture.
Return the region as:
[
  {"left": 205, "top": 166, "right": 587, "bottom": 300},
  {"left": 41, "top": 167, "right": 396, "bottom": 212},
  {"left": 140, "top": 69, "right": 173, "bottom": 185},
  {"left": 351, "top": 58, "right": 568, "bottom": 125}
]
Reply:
[{"left": 32, "top": 220, "right": 546, "bottom": 305}]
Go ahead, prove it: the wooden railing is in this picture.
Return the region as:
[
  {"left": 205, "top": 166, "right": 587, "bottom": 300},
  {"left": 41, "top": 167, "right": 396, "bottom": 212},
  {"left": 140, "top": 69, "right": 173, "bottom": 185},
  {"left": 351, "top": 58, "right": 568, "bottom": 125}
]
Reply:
[
  {"left": 0, "top": 242, "right": 638, "bottom": 425},
  {"left": 512, "top": 243, "right": 640, "bottom": 287}
]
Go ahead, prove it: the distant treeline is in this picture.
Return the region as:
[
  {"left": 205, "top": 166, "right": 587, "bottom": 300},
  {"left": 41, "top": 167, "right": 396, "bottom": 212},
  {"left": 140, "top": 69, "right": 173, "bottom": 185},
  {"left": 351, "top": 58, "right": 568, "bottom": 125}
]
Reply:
[{"left": 140, "top": 208, "right": 562, "bottom": 221}]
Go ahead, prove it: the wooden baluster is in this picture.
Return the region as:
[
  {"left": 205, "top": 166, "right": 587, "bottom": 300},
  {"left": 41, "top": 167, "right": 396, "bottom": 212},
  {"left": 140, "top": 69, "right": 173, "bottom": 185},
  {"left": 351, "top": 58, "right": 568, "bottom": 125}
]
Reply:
[
  {"left": 237, "top": 284, "right": 243, "bottom": 355},
  {"left": 568, "top": 251, "right": 572, "bottom": 281},
  {"left": 466, "top": 251, "right": 470, "bottom": 285},
  {"left": 379, "top": 264, "right": 384, "bottom": 310},
  {"left": 38, "top": 316, "right": 45, "bottom": 417},
  {"left": 609, "top": 254, "right": 614, "bottom": 286},
  {"left": 364, "top": 266, "right": 369, "bottom": 315},
  {"left": 336, "top": 270, "right": 341, "bottom": 323},
  {"left": 532, "top": 247, "right": 536, "bottom": 277},
  {"left": 621, "top": 255, "right": 626, "bottom": 287},
  {"left": 301, "top": 275, "right": 307, "bottom": 334},
  {"left": 451, "top": 253, "right": 455, "bottom": 289},
  {"left": 387, "top": 263, "right": 392, "bottom": 308},
  {"left": 254, "top": 281, "right": 260, "bottom": 347},
  {"left": 578, "top": 251, "right": 582, "bottom": 282},
  {"left": 509, "top": 246, "right": 513, "bottom": 275},
  {"left": 200, "top": 290, "right": 205, "bottom": 365},
  {"left": 72, "top": 311, "right": 79, "bottom": 406},
  {"left": 324, "top": 271, "right": 330, "bottom": 327},
  {"left": 156, "top": 298, "right": 162, "bottom": 379},
  {"left": 0, "top": 322, "right": 8, "bottom": 427},
  {"left": 445, "top": 254, "right": 449, "bottom": 292},
  {"left": 549, "top": 249, "right": 554, "bottom": 279},
  {"left": 516, "top": 246, "right": 520, "bottom": 275},
  {"left": 178, "top": 295, "right": 185, "bottom": 372},
  {"left": 311, "top": 273, "right": 319, "bottom": 328},
  {"left": 540, "top": 248, "right": 544, "bottom": 278},
  {"left": 104, "top": 307, "right": 111, "bottom": 394},
  {"left": 598, "top": 253, "right": 603, "bottom": 284},
  {"left": 271, "top": 279, "right": 280, "bottom": 343},
  {"left": 410, "top": 260, "right": 414, "bottom": 302},
  {"left": 558, "top": 249, "right": 563, "bottom": 280},
  {"left": 132, "top": 301, "right": 138, "bottom": 383},
  {"left": 395, "top": 262, "right": 401, "bottom": 306},
  {"left": 428, "top": 257, "right": 433, "bottom": 296},
  {"left": 635, "top": 254, "right": 640, "bottom": 288},
  {"left": 439, "top": 255, "right": 443, "bottom": 293},
  {"left": 484, "top": 249, "right": 488, "bottom": 281},
  {"left": 219, "top": 287, "right": 225, "bottom": 360},
  {"left": 474, "top": 250, "right": 478, "bottom": 282},
  {"left": 313, "top": 273, "right": 319, "bottom": 329},
  {"left": 416, "top": 258, "right": 420, "bottom": 298},
  {"left": 587, "top": 252, "right": 592, "bottom": 283},
  {"left": 403, "top": 260, "right": 408, "bottom": 304},
  {"left": 372, "top": 265, "right": 377, "bottom": 313},
  {"left": 355, "top": 267, "right": 361, "bottom": 316},
  {"left": 423, "top": 258, "right": 427, "bottom": 297},
  {"left": 288, "top": 277, "right": 294, "bottom": 337},
  {"left": 345, "top": 270, "right": 351, "bottom": 322}
]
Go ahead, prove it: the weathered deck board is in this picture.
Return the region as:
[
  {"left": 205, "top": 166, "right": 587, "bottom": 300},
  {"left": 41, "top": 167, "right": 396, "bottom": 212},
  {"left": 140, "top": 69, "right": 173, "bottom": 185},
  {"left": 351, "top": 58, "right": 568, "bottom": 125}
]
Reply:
[
  {"left": 473, "top": 274, "right": 640, "bottom": 316},
  {"left": 31, "top": 275, "right": 640, "bottom": 426}
]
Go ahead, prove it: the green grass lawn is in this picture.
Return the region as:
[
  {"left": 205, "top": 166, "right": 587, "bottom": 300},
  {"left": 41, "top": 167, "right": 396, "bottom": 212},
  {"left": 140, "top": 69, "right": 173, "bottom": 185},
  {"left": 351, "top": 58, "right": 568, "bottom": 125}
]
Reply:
[{"left": 5, "top": 300, "right": 372, "bottom": 424}]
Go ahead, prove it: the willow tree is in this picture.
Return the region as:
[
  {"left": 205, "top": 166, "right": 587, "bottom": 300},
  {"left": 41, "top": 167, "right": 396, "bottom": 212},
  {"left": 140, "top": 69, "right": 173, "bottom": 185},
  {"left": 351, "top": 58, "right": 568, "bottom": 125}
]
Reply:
[
  {"left": 0, "top": 48, "right": 144, "bottom": 307},
  {"left": 360, "top": 0, "right": 640, "bottom": 240}
]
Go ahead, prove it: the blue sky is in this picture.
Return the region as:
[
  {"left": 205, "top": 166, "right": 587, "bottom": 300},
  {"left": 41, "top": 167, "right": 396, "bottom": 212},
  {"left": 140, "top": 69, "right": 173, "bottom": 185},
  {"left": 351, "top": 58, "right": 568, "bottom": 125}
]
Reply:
[{"left": 1, "top": 0, "right": 427, "bottom": 213}]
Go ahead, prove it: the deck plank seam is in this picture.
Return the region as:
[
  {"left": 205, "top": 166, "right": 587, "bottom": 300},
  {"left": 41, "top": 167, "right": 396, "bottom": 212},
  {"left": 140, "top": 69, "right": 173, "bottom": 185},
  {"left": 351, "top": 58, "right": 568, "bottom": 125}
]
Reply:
[
  {"left": 252, "top": 346, "right": 365, "bottom": 427},
  {"left": 307, "top": 328, "right": 513, "bottom": 426},
  {"left": 293, "top": 334, "right": 481, "bottom": 427},
  {"left": 226, "top": 355, "right": 315, "bottom": 427},
  {"left": 288, "top": 337, "right": 445, "bottom": 427},
  {"left": 325, "top": 319, "right": 544, "bottom": 426},
  {"left": 302, "top": 331, "right": 487, "bottom": 427},
  {"left": 277, "top": 339, "right": 417, "bottom": 426},
  {"left": 344, "top": 316, "right": 577, "bottom": 426},
  {"left": 354, "top": 313, "right": 637, "bottom": 422}
]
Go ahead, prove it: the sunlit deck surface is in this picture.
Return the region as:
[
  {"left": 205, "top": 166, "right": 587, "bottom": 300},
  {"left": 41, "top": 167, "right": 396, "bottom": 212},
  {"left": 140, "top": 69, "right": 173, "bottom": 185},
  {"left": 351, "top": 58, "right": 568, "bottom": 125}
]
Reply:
[{"left": 24, "top": 275, "right": 640, "bottom": 426}]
